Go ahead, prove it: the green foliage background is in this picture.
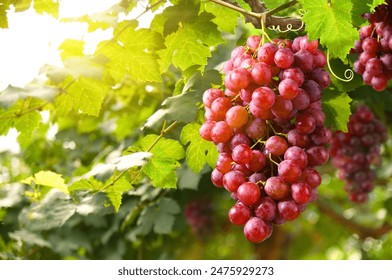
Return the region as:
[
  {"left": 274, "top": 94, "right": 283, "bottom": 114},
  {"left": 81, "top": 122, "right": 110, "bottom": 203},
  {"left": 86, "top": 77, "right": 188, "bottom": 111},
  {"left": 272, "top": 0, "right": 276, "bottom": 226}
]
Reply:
[{"left": 0, "top": 0, "right": 392, "bottom": 260}]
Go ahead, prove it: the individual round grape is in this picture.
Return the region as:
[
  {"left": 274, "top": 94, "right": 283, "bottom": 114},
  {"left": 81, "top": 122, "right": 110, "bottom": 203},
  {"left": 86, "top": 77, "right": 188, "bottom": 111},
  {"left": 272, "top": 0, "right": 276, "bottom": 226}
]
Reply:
[
  {"left": 211, "top": 121, "right": 232, "bottom": 143},
  {"left": 236, "top": 182, "right": 261, "bottom": 206},
  {"left": 309, "top": 68, "right": 331, "bottom": 88},
  {"left": 202, "top": 88, "right": 224, "bottom": 108},
  {"left": 245, "top": 118, "right": 267, "bottom": 139},
  {"left": 211, "top": 97, "right": 232, "bottom": 121},
  {"left": 301, "top": 168, "right": 322, "bottom": 188},
  {"left": 278, "top": 78, "right": 299, "bottom": 99},
  {"left": 287, "top": 128, "right": 311, "bottom": 148},
  {"left": 302, "top": 80, "right": 322, "bottom": 102},
  {"left": 362, "top": 37, "right": 378, "bottom": 53},
  {"left": 254, "top": 197, "right": 277, "bottom": 221},
  {"left": 251, "top": 87, "right": 276, "bottom": 109},
  {"left": 284, "top": 146, "right": 308, "bottom": 169},
  {"left": 265, "top": 135, "right": 288, "bottom": 156},
  {"left": 306, "top": 146, "right": 329, "bottom": 166},
  {"left": 274, "top": 48, "right": 294, "bottom": 69},
  {"left": 199, "top": 120, "right": 215, "bottom": 141},
  {"left": 211, "top": 168, "right": 224, "bottom": 187},
  {"left": 232, "top": 144, "right": 252, "bottom": 165},
  {"left": 278, "top": 160, "right": 302, "bottom": 183},
  {"left": 226, "top": 105, "right": 249, "bottom": 128},
  {"left": 244, "top": 217, "right": 272, "bottom": 243},
  {"left": 271, "top": 96, "right": 293, "bottom": 119},
  {"left": 258, "top": 42, "right": 278, "bottom": 65},
  {"left": 229, "top": 202, "right": 251, "bottom": 225},
  {"left": 291, "top": 181, "right": 311, "bottom": 204},
  {"left": 294, "top": 49, "right": 314, "bottom": 72},
  {"left": 225, "top": 68, "right": 252, "bottom": 92},
  {"left": 223, "top": 170, "right": 246, "bottom": 193},
  {"left": 216, "top": 153, "right": 232, "bottom": 174},
  {"left": 281, "top": 67, "right": 305, "bottom": 86},
  {"left": 246, "top": 150, "right": 267, "bottom": 172},
  {"left": 230, "top": 133, "right": 251, "bottom": 150},
  {"left": 295, "top": 113, "right": 316, "bottom": 135},
  {"left": 251, "top": 62, "right": 272, "bottom": 85},
  {"left": 291, "top": 88, "right": 310, "bottom": 110},
  {"left": 311, "top": 126, "right": 332, "bottom": 146},
  {"left": 371, "top": 74, "right": 388, "bottom": 91},
  {"left": 277, "top": 200, "right": 299, "bottom": 221},
  {"left": 264, "top": 176, "right": 290, "bottom": 200},
  {"left": 246, "top": 35, "right": 261, "bottom": 53}
]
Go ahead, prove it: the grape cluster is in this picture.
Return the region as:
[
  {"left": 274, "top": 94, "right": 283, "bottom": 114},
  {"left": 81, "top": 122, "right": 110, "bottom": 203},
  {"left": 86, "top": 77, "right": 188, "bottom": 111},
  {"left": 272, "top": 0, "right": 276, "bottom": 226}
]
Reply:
[
  {"left": 352, "top": 0, "right": 392, "bottom": 91},
  {"left": 184, "top": 198, "right": 214, "bottom": 237},
  {"left": 330, "top": 106, "right": 388, "bottom": 203},
  {"left": 200, "top": 35, "right": 332, "bottom": 243}
]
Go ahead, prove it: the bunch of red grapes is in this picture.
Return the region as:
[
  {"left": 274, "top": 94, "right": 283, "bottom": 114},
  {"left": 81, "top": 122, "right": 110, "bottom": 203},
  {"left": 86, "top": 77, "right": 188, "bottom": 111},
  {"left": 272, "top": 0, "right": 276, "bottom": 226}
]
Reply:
[
  {"left": 184, "top": 198, "right": 214, "bottom": 237},
  {"left": 353, "top": 0, "right": 392, "bottom": 91},
  {"left": 330, "top": 106, "right": 388, "bottom": 203},
  {"left": 199, "top": 35, "right": 332, "bottom": 243}
]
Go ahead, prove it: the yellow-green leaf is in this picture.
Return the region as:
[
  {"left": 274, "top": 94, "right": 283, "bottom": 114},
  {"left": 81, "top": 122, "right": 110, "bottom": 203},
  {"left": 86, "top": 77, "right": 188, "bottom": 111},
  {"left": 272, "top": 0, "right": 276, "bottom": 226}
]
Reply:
[{"left": 22, "top": 171, "right": 69, "bottom": 194}]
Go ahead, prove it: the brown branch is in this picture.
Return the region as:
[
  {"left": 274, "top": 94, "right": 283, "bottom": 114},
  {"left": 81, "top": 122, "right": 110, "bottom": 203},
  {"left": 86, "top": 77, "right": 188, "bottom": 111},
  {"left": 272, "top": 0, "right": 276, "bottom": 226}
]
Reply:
[{"left": 316, "top": 200, "right": 392, "bottom": 239}]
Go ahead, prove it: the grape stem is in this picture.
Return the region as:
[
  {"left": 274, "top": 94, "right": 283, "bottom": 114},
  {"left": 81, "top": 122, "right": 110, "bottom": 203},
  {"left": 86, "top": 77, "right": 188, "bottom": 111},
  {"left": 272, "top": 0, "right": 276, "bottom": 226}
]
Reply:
[{"left": 316, "top": 199, "right": 392, "bottom": 239}]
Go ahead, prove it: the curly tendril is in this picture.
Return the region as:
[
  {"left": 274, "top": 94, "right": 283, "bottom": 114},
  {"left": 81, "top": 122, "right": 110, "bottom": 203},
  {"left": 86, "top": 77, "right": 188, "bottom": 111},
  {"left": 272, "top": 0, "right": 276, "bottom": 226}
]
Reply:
[
  {"left": 326, "top": 50, "right": 355, "bottom": 82},
  {"left": 268, "top": 9, "right": 305, "bottom": 33}
]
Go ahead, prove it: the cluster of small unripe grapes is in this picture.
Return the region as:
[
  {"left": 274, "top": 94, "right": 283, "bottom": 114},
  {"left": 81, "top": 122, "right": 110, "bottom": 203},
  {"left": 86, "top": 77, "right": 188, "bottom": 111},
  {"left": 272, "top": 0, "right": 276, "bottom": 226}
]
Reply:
[
  {"left": 330, "top": 106, "right": 388, "bottom": 203},
  {"left": 184, "top": 198, "right": 214, "bottom": 237},
  {"left": 353, "top": 0, "right": 392, "bottom": 91},
  {"left": 199, "top": 35, "right": 332, "bottom": 243}
]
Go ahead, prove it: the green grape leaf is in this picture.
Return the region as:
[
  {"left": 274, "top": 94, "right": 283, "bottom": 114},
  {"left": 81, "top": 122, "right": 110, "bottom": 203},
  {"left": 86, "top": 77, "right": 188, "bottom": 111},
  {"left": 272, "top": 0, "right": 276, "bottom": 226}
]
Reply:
[
  {"left": 139, "top": 134, "right": 185, "bottom": 189},
  {"left": 351, "top": 0, "right": 373, "bottom": 26},
  {"left": 68, "top": 178, "right": 104, "bottom": 194},
  {"left": 301, "top": 0, "right": 358, "bottom": 60},
  {"left": 104, "top": 173, "right": 133, "bottom": 212},
  {"left": 202, "top": 2, "right": 239, "bottom": 33},
  {"left": 322, "top": 88, "right": 352, "bottom": 132},
  {"left": 142, "top": 158, "right": 179, "bottom": 189},
  {"left": 139, "top": 134, "right": 185, "bottom": 160},
  {"left": 159, "top": 26, "right": 211, "bottom": 72},
  {"left": 22, "top": 171, "right": 69, "bottom": 194},
  {"left": 18, "top": 191, "right": 75, "bottom": 231},
  {"left": 144, "top": 69, "right": 222, "bottom": 130},
  {"left": 0, "top": 2, "right": 10, "bottom": 28},
  {"left": 136, "top": 197, "right": 180, "bottom": 235},
  {"left": 55, "top": 77, "right": 108, "bottom": 116},
  {"left": 180, "top": 122, "right": 218, "bottom": 173},
  {"left": 99, "top": 20, "right": 164, "bottom": 83},
  {"left": 59, "top": 39, "right": 85, "bottom": 60},
  {"left": 33, "top": 0, "right": 59, "bottom": 18},
  {"left": 14, "top": 0, "right": 33, "bottom": 12},
  {"left": 0, "top": 98, "right": 43, "bottom": 146},
  {"left": 150, "top": 0, "right": 199, "bottom": 36}
]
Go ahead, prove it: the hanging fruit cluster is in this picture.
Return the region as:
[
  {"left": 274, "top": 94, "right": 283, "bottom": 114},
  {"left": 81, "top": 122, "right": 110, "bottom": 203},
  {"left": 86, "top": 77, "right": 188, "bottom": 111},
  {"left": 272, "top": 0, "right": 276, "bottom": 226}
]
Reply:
[
  {"left": 200, "top": 34, "right": 332, "bottom": 243},
  {"left": 330, "top": 106, "right": 388, "bottom": 203}
]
